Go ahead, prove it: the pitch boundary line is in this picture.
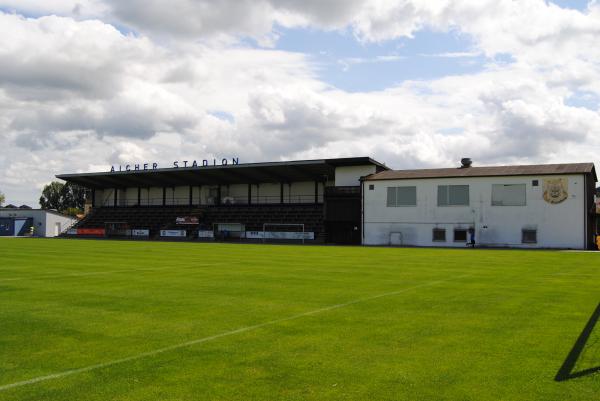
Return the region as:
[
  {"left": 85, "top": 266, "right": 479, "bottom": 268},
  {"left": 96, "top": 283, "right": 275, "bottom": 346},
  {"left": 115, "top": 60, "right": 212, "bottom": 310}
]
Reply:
[
  {"left": 0, "top": 274, "right": 470, "bottom": 392},
  {"left": 0, "top": 262, "right": 231, "bottom": 282}
]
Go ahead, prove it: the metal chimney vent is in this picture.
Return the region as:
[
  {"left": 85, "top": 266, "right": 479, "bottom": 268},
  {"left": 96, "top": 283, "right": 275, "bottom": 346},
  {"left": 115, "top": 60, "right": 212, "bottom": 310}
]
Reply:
[{"left": 460, "top": 158, "right": 472, "bottom": 168}]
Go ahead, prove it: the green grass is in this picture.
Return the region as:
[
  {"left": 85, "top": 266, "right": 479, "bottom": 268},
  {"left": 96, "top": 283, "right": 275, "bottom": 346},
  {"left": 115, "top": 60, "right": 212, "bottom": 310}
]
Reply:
[{"left": 0, "top": 239, "right": 599, "bottom": 400}]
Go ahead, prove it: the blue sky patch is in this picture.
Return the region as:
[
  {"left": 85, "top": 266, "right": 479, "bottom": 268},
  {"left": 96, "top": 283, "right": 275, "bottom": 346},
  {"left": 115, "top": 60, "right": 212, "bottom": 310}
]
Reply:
[{"left": 275, "top": 27, "right": 488, "bottom": 92}]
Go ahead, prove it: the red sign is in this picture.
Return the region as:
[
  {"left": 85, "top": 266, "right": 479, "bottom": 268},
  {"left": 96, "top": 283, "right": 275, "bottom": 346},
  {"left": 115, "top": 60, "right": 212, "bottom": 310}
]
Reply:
[
  {"left": 77, "top": 228, "right": 106, "bottom": 235},
  {"left": 176, "top": 216, "right": 199, "bottom": 225}
]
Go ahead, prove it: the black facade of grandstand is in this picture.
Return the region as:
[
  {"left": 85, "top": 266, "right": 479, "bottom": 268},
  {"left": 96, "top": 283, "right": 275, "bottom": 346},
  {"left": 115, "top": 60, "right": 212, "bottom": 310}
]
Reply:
[{"left": 57, "top": 157, "right": 388, "bottom": 244}]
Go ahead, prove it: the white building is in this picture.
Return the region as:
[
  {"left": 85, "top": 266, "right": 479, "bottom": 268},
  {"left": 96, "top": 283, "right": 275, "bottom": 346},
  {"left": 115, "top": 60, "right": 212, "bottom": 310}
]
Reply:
[
  {"left": 362, "top": 161, "right": 597, "bottom": 249},
  {"left": 0, "top": 208, "right": 77, "bottom": 237}
]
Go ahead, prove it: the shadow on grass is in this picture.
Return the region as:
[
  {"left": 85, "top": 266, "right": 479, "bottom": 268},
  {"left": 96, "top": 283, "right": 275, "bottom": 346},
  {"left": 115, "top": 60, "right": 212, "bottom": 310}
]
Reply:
[{"left": 555, "top": 302, "right": 600, "bottom": 381}]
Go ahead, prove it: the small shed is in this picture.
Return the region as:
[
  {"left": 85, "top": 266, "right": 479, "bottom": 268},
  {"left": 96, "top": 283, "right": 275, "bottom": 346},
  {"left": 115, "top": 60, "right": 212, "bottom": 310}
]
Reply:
[{"left": 0, "top": 208, "right": 77, "bottom": 237}]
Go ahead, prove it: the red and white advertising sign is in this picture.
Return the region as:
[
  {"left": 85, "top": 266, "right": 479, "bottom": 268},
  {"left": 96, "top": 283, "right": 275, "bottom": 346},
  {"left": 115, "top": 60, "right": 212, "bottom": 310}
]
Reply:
[
  {"left": 77, "top": 228, "right": 105, "bottom": 236},
  {"left": 176, "top": 216, "right": 199, "bottom": 225}
]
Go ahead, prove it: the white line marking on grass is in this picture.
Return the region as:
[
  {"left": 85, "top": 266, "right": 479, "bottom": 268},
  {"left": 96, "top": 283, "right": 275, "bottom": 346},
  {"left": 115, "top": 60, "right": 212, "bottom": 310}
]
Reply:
[
  {"left": 0, "top": 262, "right": 231, "bottom": 283},
  {"left": 0, "top": 274, "right": 469, "bottom": 392}
]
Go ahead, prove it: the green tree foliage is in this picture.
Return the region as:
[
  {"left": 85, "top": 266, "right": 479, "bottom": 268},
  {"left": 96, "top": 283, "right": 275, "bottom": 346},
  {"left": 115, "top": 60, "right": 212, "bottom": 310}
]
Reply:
[
  {"left": 39, "top": 182, "right": 85, "bottom": 213},
  {"left": 0, "top": 190, "right": 5, "bottom": 206}
]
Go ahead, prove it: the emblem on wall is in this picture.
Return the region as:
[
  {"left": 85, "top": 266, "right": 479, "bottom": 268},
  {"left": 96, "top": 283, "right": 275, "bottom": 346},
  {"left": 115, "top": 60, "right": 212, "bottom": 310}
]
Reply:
[{"left": 543, "top": 178, "right": 568, "bottom": 204}]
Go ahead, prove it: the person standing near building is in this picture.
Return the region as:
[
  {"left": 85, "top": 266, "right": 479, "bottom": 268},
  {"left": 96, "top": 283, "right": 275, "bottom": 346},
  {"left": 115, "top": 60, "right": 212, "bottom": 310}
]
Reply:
[{"left": 468, "top": 227, "right": 475, "bottom": 248}]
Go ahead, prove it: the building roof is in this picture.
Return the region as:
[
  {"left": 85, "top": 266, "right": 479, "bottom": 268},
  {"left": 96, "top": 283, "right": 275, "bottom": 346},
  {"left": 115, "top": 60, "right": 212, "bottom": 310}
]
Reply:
[
  {"left": 365, "top": 162, "right": 597, "bottom": 182},
  {"left": 56, "top": 157, "right": 389, "bottom": 189},
  {"left": 0, "top": 208, "right": 76, "bottom": 218}
]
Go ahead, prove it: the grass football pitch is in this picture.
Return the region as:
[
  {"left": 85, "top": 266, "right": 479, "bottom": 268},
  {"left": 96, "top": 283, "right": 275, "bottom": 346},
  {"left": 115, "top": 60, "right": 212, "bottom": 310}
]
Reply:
[{"left": 0, "top": 239, "right": 599, "bottom": 400}]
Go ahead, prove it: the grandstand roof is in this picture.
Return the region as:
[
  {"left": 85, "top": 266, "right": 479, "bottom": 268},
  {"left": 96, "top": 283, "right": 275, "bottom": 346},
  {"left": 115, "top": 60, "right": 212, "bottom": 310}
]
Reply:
[{"left": 56, "top": 157, "right": 388, "bottom": 189}]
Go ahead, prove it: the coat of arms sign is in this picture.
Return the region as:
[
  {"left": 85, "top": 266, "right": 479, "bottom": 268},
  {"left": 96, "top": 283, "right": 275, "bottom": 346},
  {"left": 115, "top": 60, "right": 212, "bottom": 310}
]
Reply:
[{"left": 543, "top": 178, "right": 568, "bottom": 204}]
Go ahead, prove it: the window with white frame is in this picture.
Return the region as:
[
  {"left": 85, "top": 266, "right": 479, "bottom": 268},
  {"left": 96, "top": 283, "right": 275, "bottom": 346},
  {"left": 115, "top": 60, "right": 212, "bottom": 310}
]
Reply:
[
  {"left": 492, "top": 184, "right": 526, "bottom": 206},
  {"left": 387, "top": 186, "right": 417, "bottom": 207},
  {"left": 437, "top": 185, "right": 469, "bottom": 206}
]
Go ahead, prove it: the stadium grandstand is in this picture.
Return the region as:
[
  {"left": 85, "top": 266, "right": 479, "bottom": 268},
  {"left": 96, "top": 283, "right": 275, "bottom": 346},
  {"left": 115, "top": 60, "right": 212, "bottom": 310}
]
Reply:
[{"left": 57, "top": 157, "right": 388, "bottom": 244}]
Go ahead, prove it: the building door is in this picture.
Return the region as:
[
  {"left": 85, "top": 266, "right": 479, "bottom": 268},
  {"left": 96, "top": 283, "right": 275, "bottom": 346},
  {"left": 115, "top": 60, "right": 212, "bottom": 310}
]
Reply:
[
  {"left": 54, "top": 222, "right": 61, "bottom": 236},
  {"left": 324, "top": 187, "right": 361, "bottom": 244}
]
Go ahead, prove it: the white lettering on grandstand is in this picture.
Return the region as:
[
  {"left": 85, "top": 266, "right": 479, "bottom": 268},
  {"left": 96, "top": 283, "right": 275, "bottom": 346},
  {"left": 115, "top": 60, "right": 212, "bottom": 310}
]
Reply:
[
  {"left": 131, "top": 229, "right": 149, "bottom": 237},
  {"left": 160, "top": 230, "right": 186, "bottom": 237},
  {"left": 245, "top": 231, "right": 314, "bottom": 240},
  {"left": 197, "top": 230, "right": 215, "bottom": 238}
]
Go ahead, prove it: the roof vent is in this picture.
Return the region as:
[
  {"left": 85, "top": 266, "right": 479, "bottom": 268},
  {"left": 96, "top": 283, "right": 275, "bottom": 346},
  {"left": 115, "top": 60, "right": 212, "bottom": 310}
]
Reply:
[{"left": 460, "top": 158, "right": 472, "bottom": 168}]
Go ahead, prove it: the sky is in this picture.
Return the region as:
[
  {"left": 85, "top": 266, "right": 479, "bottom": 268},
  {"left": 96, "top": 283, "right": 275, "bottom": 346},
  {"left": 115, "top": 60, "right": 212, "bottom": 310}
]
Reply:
[{"left": 0, "top": 0, "right": 599, "bottom": 206}]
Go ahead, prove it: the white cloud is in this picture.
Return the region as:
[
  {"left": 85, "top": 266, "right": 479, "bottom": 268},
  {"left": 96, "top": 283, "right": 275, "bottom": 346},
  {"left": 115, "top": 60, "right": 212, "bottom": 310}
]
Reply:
[
  {"left": 0, "top": 0, "right": 107, "bottom": 18},
  {"left": 1, "top": 2, "right": 600, "bottom": 205}
]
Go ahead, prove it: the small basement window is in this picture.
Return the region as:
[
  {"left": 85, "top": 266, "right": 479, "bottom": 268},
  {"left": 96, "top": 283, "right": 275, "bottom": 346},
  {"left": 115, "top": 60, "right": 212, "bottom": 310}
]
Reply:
[
  {"left": 532, "top": 180, "right": 539, "bottom": 187},
  {"left": 522, "top": 229, "right": 537, "bottom": 244},
  {"left": 432, "top": 228, "right": 446, "bottom": 242},
  {"left": 369, "top": 184, "right": 374, "bottom": 190},
  {"left": 454, "top": 229, "right": 467, "bottom": 242}
]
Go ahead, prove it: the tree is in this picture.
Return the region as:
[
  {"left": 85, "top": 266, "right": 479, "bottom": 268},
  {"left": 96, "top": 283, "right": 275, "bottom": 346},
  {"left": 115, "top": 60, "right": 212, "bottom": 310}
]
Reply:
[
  {"left": 39, "top": 182, "right": 85, "bottom": 214},
  {"left": 0, "top": 190, "right": 5, "bottom": 206},
  {"left": 61, "top": 183, "right": 85, "bottom": 212}
]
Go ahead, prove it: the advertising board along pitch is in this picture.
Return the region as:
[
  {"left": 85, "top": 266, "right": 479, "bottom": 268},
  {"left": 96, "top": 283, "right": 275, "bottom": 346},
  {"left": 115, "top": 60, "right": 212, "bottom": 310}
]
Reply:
[
  {"left": 176, "top": 216, "right": 199, "bottom": 225},
  {"left": 160, "top": 230, "right": 186, "bottom": 237}
]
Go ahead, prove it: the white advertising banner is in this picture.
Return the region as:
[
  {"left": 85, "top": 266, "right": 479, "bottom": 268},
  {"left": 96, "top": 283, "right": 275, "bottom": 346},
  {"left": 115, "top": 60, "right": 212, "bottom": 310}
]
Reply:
[
  {"left": 160, "top": 230, "right": 186, "bottom": 237},
  {"left": 245, "top": 231, "right": 314, "bottom": 240},
  {"left": 67, "top": 228, "right": 78, "bottom": 235},
  {"left": 132, "top": 229, "right": 150, "bottom": 237},
  {"left": 197, "top": 230, "right": 215, "bottom": 238}
]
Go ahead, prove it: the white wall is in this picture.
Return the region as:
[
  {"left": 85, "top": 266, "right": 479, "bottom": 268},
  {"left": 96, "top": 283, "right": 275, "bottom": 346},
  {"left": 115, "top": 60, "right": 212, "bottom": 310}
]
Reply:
[
  {"left": 94, "top": 189, "right": 104, "bottom": 206},
  {"left": 44, "top": 213, "right": 78, "bottom": 237},
  {"left": 173, "top": 186, "right": 188, "bottom": 205},
  {"left": 224, "top": 184, "right": 248, "bottom": 204},
  {"left": 96, "top": 180, "right": 324, "bottom": 206},
  {"left": 255, "top": 183, "right": 280, "bottom": 204},
  {"left": 125, "top": 187, "right": 137, "bottom": 205},
  {"left": 289, "top": 181, "right": 318, "bottom": 203},
  {"left": 100, "top": 189, "right": 114, "bottom": 206},
  {"left": 148, "top": 187, "right": 162, "bottom": 205},
  {"left": 363, "top": 174, "right": 586, "bottom": 249},
  {"left": 335, "top": 165, "right": 377, "bottom": 186}
]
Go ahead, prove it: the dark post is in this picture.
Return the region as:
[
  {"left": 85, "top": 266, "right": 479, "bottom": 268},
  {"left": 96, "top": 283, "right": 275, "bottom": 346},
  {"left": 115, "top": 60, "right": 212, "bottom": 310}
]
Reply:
[
  {"left": 280, "top": 182, "right": 284, "bottom": 204},
  {"left": 314, "top": 181, "right": 319, "bottom": 204},
  {"left": 248, "top": 184, "right": 252, "bottom": 205},
  {"left": 189, "top": 185, "right": 193, "bottom": 206},
  {"left": 162, "top": 187, "right": 166, "bottom": 206},
  {"left": 217, "top": 185, "right": 221, "bottom": 205},
  {"left": 91, "top": 188, "right": 96, "bottom": 208},
  {"left": 137, "top": 187, "right": 141, "bottom": 206},
  {"left": 113, "top": 188, "right": 117, "bottom": 207}
]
